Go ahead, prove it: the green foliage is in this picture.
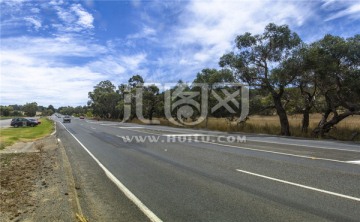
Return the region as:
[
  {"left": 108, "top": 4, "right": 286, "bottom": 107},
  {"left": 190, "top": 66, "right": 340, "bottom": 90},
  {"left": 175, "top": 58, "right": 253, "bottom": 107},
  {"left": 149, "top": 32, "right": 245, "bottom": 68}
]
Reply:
[
  {"left": 219, "top": 23, "right": 302, "bottom": 136},
  {"left": 22, "top": 102, "right": 38, "bottom": 117}
]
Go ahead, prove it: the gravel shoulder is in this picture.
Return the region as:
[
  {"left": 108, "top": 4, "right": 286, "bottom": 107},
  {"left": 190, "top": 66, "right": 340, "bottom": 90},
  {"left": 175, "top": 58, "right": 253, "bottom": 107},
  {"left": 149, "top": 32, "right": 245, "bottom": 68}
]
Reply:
[
  {"left": 0, "top": 135, "right": 79, "bottom": 221},
  {"left": 1, "top": 126, "right": 150, "bottom": 222}
]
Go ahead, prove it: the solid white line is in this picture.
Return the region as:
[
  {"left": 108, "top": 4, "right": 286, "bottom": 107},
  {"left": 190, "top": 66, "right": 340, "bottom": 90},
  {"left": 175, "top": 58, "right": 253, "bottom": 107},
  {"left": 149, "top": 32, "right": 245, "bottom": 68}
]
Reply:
[
  {"left": 51, "top": 122, "right": 57, "bottom": 135},
  {"left": 100, "top": 123, "right": 119, "bottom": 126},
  {"left": 200, "top": 140, "right": 349, "bottom": 164},
  {"left": 346, "top": 160, "right": 360, "bottom": 165},
  {"left": 58, "top": 122, "right": 162, "bottom": 222},
  {"left": 119, "top": 126, "right": 144, "bottom": 129},
  {"left": 164, "top": 134, "right": 208, "bottom": 137},
  {"left": 246, "top": 138, "right": 360, "bottom": 153},
  {"left": 121, "top": 128, "right": 350, "bottom": 164},
  {"left": 130, "top": 125, "right": 360, "bottom": 153},
  {"left": 236, "top": 169, "right": 360, "bottom": 202}
]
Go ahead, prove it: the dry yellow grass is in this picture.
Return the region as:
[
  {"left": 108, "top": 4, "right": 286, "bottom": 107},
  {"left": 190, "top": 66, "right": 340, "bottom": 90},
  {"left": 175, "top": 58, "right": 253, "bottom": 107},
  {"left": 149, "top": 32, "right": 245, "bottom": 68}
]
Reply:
[{"left": 131, "top": 114, "right": 360, "bottom": 141}]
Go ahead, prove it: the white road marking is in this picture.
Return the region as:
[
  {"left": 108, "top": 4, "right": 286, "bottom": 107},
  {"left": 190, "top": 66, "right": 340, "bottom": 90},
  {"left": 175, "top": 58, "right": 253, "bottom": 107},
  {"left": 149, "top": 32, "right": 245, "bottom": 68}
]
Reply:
[
  {"left": 57, "top": 138, "right": 61, "bottom": 142},
  {"left": 119, "top": 126, "right": 144, "bottom": 129},
  {"left": 91, "top": 127, "right": 96, "bottom": 130},
  {"left": 100, "top": 123, "right": 120, "bottom": 126},
  {"left": 120, "top": 128, "right": 357, "bottom": 165},
  {"left": 164, "top": 134, "right": 208, "bottom": 137},
  {"left": 51, "top": 122, "right": 57, "bottom": 135},
  {"left": 118, "top": 124, "right": 360, "bottom": 153},
  {"left": 236, "top": 169, "right": 360, "bottom": 202},
  {"left": 246, "top": 138, "right": 360, "bottom": 153},
  {"left": 346, "top": 160, "right": 360, "bottom": 165},
  {"left": 59, "top": 122, "right": 162, "bottom": 222}
]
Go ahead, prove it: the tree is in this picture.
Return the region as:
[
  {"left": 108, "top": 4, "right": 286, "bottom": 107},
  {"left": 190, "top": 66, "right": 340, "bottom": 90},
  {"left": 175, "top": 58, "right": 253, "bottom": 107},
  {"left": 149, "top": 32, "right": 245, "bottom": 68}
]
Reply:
[
  {"left": 308, "top": 35, "right": 360, "bottom": 137},
  {"left": 0, "top": 106, "right": 13, "bottom": 116},
  {"left": 88, "top": 80, "right": 121, "bottom": 119},
  {"left": 220, "top": 23, "right": 302, "bottom": 136},
  {"left": 22, "top": 102, "right": 38, "bottom": 117},
  {"left": 193, "top": 68, "right": 235, "bottom": 127},
  {"left": 47, "top": 105, "right": 56, "bottom": 113},
  {"left": 143, "top": 85, "right": 160, "bottom": 121}
]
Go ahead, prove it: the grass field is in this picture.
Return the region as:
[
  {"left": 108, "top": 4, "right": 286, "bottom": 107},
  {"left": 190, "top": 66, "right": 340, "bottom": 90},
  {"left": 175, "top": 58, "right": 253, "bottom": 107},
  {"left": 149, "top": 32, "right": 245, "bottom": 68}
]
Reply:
[
  {"left": 0, "top": 118, "right": 54, "bottom": 150},
  {"left": 131, "top": 114, "right": 360, "bottom": 141}
]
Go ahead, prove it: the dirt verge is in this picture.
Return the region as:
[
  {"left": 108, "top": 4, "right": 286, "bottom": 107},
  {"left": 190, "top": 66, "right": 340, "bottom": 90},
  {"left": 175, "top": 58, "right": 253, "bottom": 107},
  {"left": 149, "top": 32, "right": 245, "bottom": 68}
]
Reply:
[{"left": 0, "top": 135, "right": 80, "bottom": 221}]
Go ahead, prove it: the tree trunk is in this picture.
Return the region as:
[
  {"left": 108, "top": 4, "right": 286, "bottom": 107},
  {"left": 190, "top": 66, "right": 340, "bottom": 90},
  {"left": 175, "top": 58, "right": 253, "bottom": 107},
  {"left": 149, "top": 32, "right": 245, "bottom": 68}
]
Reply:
[
  {"left": 313, "top": 110, "right": 358, "bottom": 137},
  {"left": 301, "top": 107, "right": 310, "bottom": 133},
  {"left": 272, "top": 94, "right": 291, "bottom": 136}
]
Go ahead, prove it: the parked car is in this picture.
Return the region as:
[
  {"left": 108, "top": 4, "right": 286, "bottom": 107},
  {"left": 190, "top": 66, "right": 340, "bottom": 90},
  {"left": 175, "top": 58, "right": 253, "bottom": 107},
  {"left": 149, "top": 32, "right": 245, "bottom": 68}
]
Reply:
[
  {"left": 63, "top": 115, "right": 71, "bottom": 123},
  {"left": 28, "top": 118, "right": 41, "bottom": 124},
  {"left": 10, "top": 118, "right": 39, "bottom": 127}
]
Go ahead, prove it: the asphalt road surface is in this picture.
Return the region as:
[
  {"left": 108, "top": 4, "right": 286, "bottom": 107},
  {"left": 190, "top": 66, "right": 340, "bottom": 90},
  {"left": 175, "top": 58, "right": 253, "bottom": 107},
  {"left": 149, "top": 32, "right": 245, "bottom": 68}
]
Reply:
[
  {"left": 0, "top": 119, "right": 12, "bottom": 128},
  {"left": 53, "top": 116, "right": 360, "bottom": 222}
]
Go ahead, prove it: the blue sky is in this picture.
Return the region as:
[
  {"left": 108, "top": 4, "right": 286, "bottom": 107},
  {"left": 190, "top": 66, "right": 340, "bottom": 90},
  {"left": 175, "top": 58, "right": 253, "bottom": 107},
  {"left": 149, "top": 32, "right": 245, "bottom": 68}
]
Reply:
[{"left": 1, "top": 0, "right": 359, "bottom": 107}]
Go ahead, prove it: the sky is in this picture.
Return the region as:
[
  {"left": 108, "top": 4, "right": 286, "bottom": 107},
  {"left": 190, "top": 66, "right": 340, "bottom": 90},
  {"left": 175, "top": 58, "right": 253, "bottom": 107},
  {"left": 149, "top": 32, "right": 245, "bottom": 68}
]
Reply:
[{"left": 0, "top": 0, "right": 359, "bottom": 108}]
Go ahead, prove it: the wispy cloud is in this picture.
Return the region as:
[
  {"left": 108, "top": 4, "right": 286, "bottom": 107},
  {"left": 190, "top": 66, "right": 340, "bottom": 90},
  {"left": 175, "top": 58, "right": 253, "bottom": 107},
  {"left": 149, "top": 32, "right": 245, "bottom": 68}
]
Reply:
[
  {"left": 52, "top": 2, "right": 94, "bottom": 33},
  {"left": 146, "top": 0, "right": 314, "bottom": 83},
  {"left": 324, "top": 1, "right": 360, "bottom": 21},
  {"left": 24, "top": 17, "right": 42, "bottom": 31}
]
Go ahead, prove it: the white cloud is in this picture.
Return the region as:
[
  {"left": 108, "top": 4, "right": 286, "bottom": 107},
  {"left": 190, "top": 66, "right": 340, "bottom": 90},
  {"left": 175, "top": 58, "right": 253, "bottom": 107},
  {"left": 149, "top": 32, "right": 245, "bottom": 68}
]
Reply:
[
  {"left": 120, "top": 53, "right": 147, "bottom": 71},
  {"left": 150, "top": 0, "right": 314, "bottom": 83},
  {"left": 24, "top": 17, "right": 42, "bottom": 30},
  {"left": 71, "top": 4, "right": 94, "bottom": 29},
  {"left": 52, "top": 3, "right": 94, "bottom": 33},
  {"left": 325, "top": 2, "right": 360, "bottom": 21},
  {"left": 0, "top": 36, "right": 107, "bottom": 106},
  {"left": 0, "top": 35, "right": 149, "bottom": 106},
  {"left": 127, "top": 26, "right": 156, "bottom": 39}
]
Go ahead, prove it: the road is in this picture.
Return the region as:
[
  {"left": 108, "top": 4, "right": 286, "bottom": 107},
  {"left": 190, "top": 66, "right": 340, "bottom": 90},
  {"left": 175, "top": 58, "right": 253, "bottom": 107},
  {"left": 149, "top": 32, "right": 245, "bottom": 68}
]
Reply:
[
  {"left": 0, "top": 119, "right": 12, "bottom": 128},
  {"left": 53, "top": 116, "right": 360, "bottom": 221}
]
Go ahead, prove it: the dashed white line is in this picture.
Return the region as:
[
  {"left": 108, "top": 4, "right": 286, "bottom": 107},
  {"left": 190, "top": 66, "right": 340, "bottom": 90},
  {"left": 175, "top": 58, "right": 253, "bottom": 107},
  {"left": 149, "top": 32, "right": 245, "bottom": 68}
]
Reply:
[{"left": 236, "top": 169, "right": 360, "bottom": 202}]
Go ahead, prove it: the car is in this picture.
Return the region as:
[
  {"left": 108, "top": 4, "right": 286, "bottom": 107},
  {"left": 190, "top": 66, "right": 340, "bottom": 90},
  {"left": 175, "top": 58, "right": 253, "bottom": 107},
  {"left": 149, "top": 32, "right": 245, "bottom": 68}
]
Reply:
[
  {"left": 10, "top": 118, "right": 39, "bottom": 127},
  {"left": 63, "top": 115, "right": 71, "bottom": 123},
  {"left": 79, "top": 116, "right": 85, "bottom": 119},
  {"left": 28, "top": 118, "right": 41, "bottom": 124}
]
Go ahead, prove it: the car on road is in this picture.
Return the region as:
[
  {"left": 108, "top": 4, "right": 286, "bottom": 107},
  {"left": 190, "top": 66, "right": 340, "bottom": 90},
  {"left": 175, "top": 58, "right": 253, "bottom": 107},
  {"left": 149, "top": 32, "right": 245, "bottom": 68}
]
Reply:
[
  {"left": 10, "top": 118, "right": 39, "bottom": 127},
  {"left": 79, "top": 116, "right": 85, "bottom": 119},
  {"left": 63, "top": 115, "right": 71, "bottom": 123}
]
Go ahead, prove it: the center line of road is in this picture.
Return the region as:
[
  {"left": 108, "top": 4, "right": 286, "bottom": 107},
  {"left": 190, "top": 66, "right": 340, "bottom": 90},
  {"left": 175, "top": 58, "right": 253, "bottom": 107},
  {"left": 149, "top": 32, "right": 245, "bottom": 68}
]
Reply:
[{"left": 236, "top": 169, "right": 360, "bottom": 202}]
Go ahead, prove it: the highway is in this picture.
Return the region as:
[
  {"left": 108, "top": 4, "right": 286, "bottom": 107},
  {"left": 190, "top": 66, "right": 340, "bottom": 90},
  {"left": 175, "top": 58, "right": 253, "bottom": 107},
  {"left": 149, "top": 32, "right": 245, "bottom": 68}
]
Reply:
[{"left": 53, "top": 116, "right": 360, "bottom": 221}]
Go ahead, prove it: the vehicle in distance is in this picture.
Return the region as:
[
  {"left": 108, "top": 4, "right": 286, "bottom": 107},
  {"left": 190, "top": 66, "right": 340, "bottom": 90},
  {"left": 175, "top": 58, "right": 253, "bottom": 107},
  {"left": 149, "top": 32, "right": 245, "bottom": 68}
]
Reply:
[
  {"left": 10, "top": 118, "right": 39, "bottom": 127},
  {"left": 63, "top": 115, "right": 71, "bottom": 123},
  {"left": 79, "top": 116, "right": 85, "bottom": 119}
]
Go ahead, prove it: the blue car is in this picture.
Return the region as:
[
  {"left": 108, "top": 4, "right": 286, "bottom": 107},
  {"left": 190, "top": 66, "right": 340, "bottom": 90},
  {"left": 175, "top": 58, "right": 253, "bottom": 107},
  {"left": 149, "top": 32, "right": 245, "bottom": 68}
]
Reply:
[{"left": 10, "top": 118, "right": 39, "bottom": 127}]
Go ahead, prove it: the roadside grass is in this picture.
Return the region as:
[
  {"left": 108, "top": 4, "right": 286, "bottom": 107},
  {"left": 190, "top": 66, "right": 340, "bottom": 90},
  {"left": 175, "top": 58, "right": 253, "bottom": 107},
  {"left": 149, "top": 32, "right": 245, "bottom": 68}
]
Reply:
[
  {"left": 0, "top": 118, "right": 54, "bottom": 150},
  {"left": 130, "top": 114, "right": 360, "bottom": 141},
  {"left": 0, "top": 116, "right": 14, "bottom": 120}
]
